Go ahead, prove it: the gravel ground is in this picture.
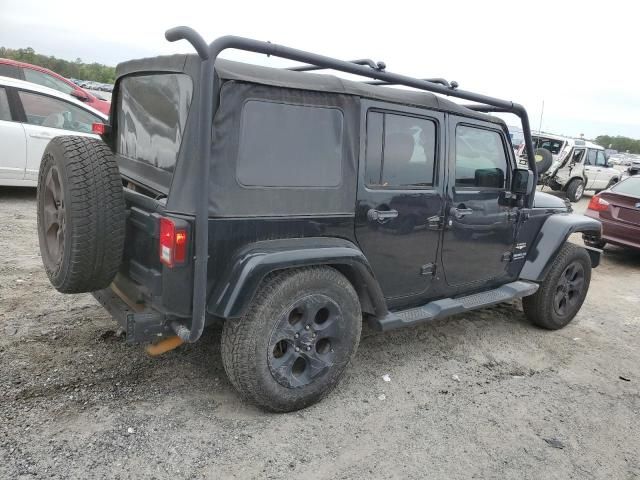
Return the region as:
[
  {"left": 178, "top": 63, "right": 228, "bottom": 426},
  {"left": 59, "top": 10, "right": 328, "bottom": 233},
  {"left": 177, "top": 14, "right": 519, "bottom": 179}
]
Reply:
[{"left": 1, "top": 188, "right": 638, "bottom": 479}]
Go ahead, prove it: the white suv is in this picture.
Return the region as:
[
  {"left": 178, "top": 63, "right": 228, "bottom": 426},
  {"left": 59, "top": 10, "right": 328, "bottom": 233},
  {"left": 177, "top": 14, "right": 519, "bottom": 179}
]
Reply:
[{"left": 519, "top": 133, "right": 620, "bottom": 202}]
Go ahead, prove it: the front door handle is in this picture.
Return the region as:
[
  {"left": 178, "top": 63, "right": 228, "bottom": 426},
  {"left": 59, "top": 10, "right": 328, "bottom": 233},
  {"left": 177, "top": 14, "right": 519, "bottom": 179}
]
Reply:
[
  {"left": 367, "top": 209, "right": 398, "bottom": 222},
  {"left": 451, "top": 207, "right": 474, "bottom": 219}
]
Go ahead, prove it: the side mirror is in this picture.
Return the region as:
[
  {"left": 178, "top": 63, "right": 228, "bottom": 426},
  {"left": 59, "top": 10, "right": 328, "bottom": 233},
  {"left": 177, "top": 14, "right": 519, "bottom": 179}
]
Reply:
[
  {"left": 511, "top": 169, "right": 532, "bottom": 195},
  {"left": 70, "top": 89, "right": 89, "bottom": 102}
]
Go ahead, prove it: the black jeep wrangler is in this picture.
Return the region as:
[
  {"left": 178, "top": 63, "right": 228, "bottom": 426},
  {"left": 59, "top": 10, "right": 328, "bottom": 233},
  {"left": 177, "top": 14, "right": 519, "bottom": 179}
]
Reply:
[{"left": 36, "top": 27, "right": 602, "bottom": 412}]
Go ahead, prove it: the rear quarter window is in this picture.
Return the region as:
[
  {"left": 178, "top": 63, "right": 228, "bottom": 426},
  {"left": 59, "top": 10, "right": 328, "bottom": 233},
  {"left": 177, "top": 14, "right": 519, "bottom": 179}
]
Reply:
[
  {"left": 236, "top": 100, "right": 343, "bottom": 188},
  {"left": 116, "top": 73, "right": 193, "bottom": 174}
]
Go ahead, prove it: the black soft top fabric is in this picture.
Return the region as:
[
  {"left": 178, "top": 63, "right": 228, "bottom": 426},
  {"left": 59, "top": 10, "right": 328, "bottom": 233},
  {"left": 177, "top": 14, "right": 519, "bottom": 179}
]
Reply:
[
  {"left": 115, "top": 54, "right": 505, "bottom": 126},
  {"left": 115, "top": 54, "right": 508, "bottom": 216}
]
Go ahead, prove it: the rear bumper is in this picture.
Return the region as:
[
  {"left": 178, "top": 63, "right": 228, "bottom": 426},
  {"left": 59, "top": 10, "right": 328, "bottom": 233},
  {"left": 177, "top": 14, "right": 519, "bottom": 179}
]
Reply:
[
  {"left": 585, "top": 211, "right": 640, "bottom": 250},
  {"left": 92, "top": 286, "right": 174, "bottom": 344}
]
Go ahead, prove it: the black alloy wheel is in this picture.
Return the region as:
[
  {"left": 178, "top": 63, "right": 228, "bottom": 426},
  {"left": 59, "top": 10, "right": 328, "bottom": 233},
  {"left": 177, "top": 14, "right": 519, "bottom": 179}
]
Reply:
[{"left": 268, "top": 294, "right": 343, "bottom": 388}]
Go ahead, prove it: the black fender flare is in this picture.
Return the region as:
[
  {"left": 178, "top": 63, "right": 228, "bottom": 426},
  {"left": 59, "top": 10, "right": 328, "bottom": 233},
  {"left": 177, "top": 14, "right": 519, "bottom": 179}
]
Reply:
[
  {"left": 207, "top": 237, "right": 388, "bottom": 319},
  {"left": 519, "top": 213, "right": 602, "bottom": 282}
]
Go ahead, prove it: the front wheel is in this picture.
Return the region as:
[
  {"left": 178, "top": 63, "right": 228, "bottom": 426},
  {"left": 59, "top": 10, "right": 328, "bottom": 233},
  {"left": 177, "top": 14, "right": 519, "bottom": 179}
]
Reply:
[
  {"left": 565, "top": 179, "right": 585, "bottom": 202},
  {"left": 522, "top": 243, "right": 591, "bottom": 330},
  {"left": 221, "top": 267, "right": 362, "bottom": 412}
]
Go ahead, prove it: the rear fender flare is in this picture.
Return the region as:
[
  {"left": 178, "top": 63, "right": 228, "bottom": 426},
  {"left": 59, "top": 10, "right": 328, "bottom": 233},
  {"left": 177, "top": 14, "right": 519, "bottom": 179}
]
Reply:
[
  {"left": 208, "top": 237, "right": 388, "bottom": 319},
  {"left": 519, "top": 213, "right": 602, "bottom": 282}
]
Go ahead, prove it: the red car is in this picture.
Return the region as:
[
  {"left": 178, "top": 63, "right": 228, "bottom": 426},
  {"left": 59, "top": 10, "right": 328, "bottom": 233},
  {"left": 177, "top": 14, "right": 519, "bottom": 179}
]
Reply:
[
  {"left": 584, "top": 176, "right": 640, "bottom": 250},
  {"left": 0, "top": 58, "right": 110, "bottom": 115}
]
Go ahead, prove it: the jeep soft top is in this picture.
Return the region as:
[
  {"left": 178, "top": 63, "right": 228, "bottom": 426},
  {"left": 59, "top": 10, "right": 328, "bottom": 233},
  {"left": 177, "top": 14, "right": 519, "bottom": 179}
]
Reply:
[{"left": 36, "top": 27, "right": 601, "bottom": 411}]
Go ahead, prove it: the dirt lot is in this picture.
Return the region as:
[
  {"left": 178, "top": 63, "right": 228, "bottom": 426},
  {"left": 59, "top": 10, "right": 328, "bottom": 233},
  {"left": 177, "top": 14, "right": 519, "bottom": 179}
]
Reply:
[{"left": 1, "top": 187, "right": 638, "bottom": 479}]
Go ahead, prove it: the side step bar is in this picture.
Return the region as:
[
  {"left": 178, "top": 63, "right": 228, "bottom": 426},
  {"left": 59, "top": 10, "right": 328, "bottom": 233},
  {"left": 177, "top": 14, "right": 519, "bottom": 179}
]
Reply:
[{"left": 371, "top": 280, "right": 539, "bottom": 331}]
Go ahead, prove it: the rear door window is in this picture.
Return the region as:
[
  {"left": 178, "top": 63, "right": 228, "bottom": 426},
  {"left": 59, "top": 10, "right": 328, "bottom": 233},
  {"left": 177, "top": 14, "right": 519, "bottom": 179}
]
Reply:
[
  {"left": 585, "top": 149, "right": 597, "bottom": 165},
  {"left": 0, "top": 87, "right": 12, "bottom": 121},
  {"left": 365, "top": 111, "right": 437, "bottom": 187},
  {"left": 116, "top": 73, "right": 193, "bottom": 174},
  {"left": 17, "top": 90, "right": 101, "bottom": 132},
  {"left": 23, "top": 69, "right": 75, "bottom": 95}
]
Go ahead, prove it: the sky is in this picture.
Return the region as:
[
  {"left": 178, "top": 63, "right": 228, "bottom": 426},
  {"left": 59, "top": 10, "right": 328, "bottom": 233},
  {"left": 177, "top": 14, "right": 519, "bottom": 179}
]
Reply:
[{"left": 1, "top": 0, "right": 638, "bottom": 139}]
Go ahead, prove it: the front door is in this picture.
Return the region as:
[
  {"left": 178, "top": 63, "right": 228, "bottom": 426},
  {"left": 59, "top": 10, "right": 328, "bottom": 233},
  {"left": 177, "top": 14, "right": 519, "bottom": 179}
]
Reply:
[
  {"left": 441, "top": 117, "right": 517, "bottom": 287},
  {"left": 355, "top": 101, "right": 445, "bottom": 302}
]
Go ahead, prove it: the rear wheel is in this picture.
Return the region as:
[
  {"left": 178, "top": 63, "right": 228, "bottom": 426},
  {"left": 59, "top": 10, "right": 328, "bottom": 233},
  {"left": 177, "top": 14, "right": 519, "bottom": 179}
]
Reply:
[
  {"left": 37, "top": 136, "right": 125, "bottom": 293},
  {"left": 221, "top": 267, "right": 362, "bottom": 412},
  {"left": 565, "top": 178, "right": 585, "bottom": 202},
  {"left": 522, "top": 243, "right": 591, "bottom": 330}
]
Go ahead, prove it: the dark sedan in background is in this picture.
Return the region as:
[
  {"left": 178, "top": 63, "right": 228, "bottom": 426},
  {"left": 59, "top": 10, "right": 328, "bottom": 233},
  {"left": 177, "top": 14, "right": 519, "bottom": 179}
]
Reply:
[{"left": 584, "top": 176, "right": 640, "bottom": 250}]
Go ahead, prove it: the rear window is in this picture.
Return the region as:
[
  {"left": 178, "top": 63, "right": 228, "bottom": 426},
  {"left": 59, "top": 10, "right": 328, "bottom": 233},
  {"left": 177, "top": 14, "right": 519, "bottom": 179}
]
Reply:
[
  {"left": 611, "top": 177, "right": 640, "bottom": 197},
  {"left": 236, "top": 100, "right": 343, "bottom": 187},
  {"left": 116, "top": 73, "right": 193, "bottom": 174},
  {"left": 533, "top": 136, "right": 565, "bottom": 155}
]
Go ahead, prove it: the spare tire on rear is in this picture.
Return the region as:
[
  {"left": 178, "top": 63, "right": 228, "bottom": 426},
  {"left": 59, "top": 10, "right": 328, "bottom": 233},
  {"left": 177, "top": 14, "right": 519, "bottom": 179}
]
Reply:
[
  {"left": 534, "top": 148, "right": 553, "bottom": 174},
  {"left": 37, "top": 136, "right": 126, "bottom": 293}
]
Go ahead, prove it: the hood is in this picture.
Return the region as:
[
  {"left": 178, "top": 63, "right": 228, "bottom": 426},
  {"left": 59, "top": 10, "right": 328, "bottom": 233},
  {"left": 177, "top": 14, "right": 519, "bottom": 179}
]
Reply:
[{"left": 533, "top": 191, "right": 569, "bottom": 210}]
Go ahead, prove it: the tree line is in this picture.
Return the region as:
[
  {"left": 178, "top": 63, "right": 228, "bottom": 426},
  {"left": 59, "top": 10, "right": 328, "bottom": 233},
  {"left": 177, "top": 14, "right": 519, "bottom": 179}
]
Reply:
[
  {"left": 0, "top": 47, "right": 116, "bottom": 84},
  {"left": 594, "top": 135, "right": 640, "bottom": 154}
]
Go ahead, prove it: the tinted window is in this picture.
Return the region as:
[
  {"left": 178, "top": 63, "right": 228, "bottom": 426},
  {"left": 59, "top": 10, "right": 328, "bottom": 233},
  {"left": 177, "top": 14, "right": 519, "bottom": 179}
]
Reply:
[
  {"left": 585, "top": 149, "right": 597, "bottom": 165},
  {"left": 23, "top": 69, "right": 75, "bottom": 95},
  {"left": 237, "top": 100, "right": 343, "bottom": 187},
  {"left": 611, "top": 177, "right": 640, "bottom": 197},
  {"left": 534, "top": 136, "right": 564, "bottom": 155},
  {"left": 596, "top": 150, "right": 607, "bottom": 166},
  {"left": 117, "top": 73, "right": 193, "bottom": 173},
  {"left": 18, "top": 91, "right": 101, "bottom": 133},
  {"left": 0, "top": 64, "right": 21, "bottom": 79},
  {"left": 455, "top": 125, "right": 508, "bottom": 188},
  {"left": 365, "top": 111, "right": 436, "bottom": 187},
  {"left": 0, "top": 87, "right": 11, "bottom": 121}
]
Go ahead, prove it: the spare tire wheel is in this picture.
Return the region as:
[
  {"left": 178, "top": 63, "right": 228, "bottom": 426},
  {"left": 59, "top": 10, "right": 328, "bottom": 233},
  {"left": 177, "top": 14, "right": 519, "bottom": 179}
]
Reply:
[
  {"left": 533, "top": 148, "right": 553, "bottom": 174},
  {"left": 37, "top": 136, "right": 126, "bottom": 293}
]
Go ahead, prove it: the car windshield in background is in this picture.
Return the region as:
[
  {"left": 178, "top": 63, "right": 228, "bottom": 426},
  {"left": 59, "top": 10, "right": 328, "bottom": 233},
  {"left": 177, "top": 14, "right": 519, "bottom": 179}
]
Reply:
[{"left": 611, "top": 177, "right": 640, "bottom": 197}]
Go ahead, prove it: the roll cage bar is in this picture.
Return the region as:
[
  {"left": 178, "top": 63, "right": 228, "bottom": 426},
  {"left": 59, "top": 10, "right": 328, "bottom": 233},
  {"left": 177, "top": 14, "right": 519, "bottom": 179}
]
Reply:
[{"left": 162, "top": 25, "right": 539, "bottom": 344}]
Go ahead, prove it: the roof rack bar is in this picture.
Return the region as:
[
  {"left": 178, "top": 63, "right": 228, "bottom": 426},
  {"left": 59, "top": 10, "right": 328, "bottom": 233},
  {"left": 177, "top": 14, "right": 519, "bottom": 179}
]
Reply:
[
  {"left": 288, "top": 58, "right": 386, "bottom": 72},
  {"left": 365, "top": 78, "right": 456, "bottom": 89},
  {"left": 163, "top": 27, "right": 539, "bottom": 345}
]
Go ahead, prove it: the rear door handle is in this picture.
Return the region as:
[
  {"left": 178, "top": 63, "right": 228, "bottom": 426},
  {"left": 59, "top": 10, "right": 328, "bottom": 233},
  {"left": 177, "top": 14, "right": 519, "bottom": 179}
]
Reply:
[
  {"left": 29, "top": 132, "right": 55, "bottom": 140},
  {"left": 451, "top": 207, "right": 474, "bottom": 219},
  {"left": 367, "top": 209, "right": 398, "bottom": 222}
]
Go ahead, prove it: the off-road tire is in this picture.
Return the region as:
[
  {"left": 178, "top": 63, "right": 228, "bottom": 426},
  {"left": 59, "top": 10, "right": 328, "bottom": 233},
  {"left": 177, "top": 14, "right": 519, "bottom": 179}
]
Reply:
[
  {"left": 221, "top": 267, "right": 362, "bottom": 412},
  {"left": 565, "top": 178, "right": 585, "bottom": 202},
  {"left": 534, "top": 148, "right": 553, "bottom": 174},
  {"left": 37, "top": 136, "right": 125, "bottom": 293},
  {"left": 522, "top": 243, "right": 591, "bottom": 330}
]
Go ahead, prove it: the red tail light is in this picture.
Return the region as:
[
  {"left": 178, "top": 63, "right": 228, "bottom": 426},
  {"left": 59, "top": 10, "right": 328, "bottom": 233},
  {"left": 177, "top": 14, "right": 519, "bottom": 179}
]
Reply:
[
  {"left": 587, "top": 195, "right": 610, "bottom": 212},
  {"left": 159, "top": 217, "right": 188, "bottom": 267},
  {"left": 92, "top": 122, "right": 108, "bottom": 134}
]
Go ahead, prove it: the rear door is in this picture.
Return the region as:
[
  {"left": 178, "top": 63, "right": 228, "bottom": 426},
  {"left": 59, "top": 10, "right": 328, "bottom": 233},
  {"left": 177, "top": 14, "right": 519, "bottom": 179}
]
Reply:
[
  {"left": 0, "top": 86, "right": 27, "bottom": 181},
  {"left": 583, "top": 148, "right": 599, "bottom": 189},
  {"left": 441, "top": 117, "right": 517, "bottom": 287},
  {"left": 15, "top": 89, "right": 102, "bottom": 181},
  {"left": 355, "top": 101, "right": 445, "bottom": 303}
]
